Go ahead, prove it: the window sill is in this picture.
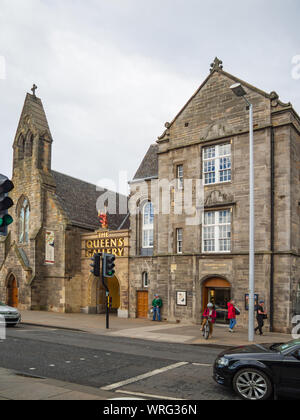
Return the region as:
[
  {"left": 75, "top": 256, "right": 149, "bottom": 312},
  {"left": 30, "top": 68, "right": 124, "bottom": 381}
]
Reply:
[{"left": 204, "top": 181, "right": 232, "bottom": 187}]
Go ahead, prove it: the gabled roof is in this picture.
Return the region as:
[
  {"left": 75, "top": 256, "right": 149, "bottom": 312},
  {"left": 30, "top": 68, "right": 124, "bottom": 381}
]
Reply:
[
  {"left": 52, "top": 170, "right": 129, "bottom": 231},
  {"left": 158, "top": 57, "right": 296, "bottom": 140},
  {"left": 133, "top": 144, "right": 158, "bottom": 181}
]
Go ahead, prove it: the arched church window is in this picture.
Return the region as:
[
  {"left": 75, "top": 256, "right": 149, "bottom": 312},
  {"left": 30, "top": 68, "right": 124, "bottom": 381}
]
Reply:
[
  {"left": 19, "top": 198, "right": 30, "bottom": 244},
  {"left": 25, "top": 132, "right": 33, "bottom": 157},
  {"left": 18, "top": 134, "right": 25, "bottom": 160}
]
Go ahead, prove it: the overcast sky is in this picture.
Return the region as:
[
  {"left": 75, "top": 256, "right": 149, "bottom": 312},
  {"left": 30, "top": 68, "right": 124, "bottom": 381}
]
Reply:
[{"left": 0, "top": 0, "right": 299, "bottom": 193}]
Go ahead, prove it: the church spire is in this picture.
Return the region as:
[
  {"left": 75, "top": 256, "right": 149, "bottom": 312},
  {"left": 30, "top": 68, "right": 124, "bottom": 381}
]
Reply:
[{"left": 12, "top": 88, "right": 53, "bottom": 174}]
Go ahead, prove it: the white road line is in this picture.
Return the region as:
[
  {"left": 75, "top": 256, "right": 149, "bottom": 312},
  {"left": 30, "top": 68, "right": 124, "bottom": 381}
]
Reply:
[
  {"left": 100, "top": 361, "right": 188, "bottom": 391},
  {"left": 192, "top": 363, "right": 212, "bottom": 367},
  {"left": 115, "top": 390, "right": 185, "bottom": 401}
]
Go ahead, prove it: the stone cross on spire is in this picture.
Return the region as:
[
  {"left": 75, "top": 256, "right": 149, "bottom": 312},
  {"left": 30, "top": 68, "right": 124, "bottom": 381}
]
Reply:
[
  {"left": 31, "top": 84, "right": 38, "bottom": 97},
  {"left": 210, "top": 57, "right": 223, "bottom": 73}
]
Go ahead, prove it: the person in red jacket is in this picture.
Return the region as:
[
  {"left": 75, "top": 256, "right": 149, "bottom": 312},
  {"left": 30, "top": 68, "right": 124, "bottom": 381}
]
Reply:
[
  {"left": 201, "top": 303, "right": 217, "bottom": 338},
  {"left": 227, "top": 300, "right": 237, "bottom": 332}
]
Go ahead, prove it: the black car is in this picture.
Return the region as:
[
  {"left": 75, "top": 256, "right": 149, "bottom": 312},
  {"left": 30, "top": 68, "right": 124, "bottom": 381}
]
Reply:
[{"left": 214, "top": 339, "right": 300, "bottom": 400}]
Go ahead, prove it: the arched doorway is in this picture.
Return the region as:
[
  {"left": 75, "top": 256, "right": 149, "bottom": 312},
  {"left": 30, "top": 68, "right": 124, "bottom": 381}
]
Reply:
[
  {"left": 87, "top": 274, "right": 120, "bottom": 314},
  {"left": 202, "top": 277, "right": 231, "bottom": 324},
  {"left": 7, "top": 275, "right": 19, "bottom": 308}
]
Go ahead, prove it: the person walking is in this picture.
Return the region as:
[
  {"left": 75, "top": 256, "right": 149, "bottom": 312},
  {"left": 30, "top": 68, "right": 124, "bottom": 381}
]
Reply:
[
  {"left": 152, "top": 294, "right": 163, "bottom": 321},
  {"left": 227, "top": 299, "right": 237, "bottom": 332},
  {"left": 201, "top": 302, "right": 217, "bottom": 338},
  {"left": 255, "top": 300, "right": 267, "bottom": 336}
]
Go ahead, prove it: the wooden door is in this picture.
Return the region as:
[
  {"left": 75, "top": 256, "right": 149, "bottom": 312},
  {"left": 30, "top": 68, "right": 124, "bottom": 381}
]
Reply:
[
  {"left": 8, "top": 278, "right": 18, "bottom": 308},
  {"left": 137, "top": 291, "right": 149, "bottom": 318}
]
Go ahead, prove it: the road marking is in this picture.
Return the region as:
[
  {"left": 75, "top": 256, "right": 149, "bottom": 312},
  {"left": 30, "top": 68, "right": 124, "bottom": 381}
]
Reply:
[
  {"left": 100, "top": 362, "right": 189, "bottom": 391},
  {"left": 115, "top": 390, "right": 185, "bottom": 401},
  {"left": 80, "top": 358, "right": 85, "bottom": 361},
  {"left": 17, "top": 328, "right": 58, "bottom": 332},
  {"left": 192, "top": 363, "right": 212, "bottom": 367}
]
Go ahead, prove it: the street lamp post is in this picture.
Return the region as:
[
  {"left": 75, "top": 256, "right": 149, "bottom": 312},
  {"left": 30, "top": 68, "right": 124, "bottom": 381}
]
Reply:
[{"left": 230, "top": 83, "right": 255, "bottom": 342}]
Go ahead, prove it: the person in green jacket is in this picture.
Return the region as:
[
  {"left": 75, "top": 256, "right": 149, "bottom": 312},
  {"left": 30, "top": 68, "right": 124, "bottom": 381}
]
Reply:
[{"left": 152, "top": 294, "right": 162, "bottom": 321}]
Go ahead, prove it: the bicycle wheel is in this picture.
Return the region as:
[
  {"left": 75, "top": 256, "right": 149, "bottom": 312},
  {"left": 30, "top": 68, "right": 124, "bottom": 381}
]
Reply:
[{"left": 204, "top": 323, "right": 210, "bottom": 340}]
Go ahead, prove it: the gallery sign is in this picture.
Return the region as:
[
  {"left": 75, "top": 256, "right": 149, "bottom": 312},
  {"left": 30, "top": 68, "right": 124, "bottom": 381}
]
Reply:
[{"left": 84, "top": 230, "right": 128, "bottom": 258}]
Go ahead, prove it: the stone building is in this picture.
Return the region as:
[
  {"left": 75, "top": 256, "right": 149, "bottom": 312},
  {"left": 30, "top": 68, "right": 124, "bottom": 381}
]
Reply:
[
  {"left": 128, "top": 58, "right": 300, "bottom": 333},
  {"left": 0, "top": 90, "right": 129, "bottom": 313}
]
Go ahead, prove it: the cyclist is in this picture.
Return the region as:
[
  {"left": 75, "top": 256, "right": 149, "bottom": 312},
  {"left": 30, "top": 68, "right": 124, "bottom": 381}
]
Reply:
[{"left": 201, "top": 303, "right": 217, "bottom": 338}]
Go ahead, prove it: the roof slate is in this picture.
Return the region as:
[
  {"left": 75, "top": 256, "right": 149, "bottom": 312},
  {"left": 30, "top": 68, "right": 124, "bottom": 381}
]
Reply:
[
  {"left": 52, "top": 171, "right": 129, "bottom": 231},
  {"left": 133, "top": 144, "right": 158, "bottom": 180}
]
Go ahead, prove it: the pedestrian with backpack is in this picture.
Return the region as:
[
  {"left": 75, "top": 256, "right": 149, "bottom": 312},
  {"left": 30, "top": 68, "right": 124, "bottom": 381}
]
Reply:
[{"left": 255, "top": 300, "right": 267, "bottom": 336}]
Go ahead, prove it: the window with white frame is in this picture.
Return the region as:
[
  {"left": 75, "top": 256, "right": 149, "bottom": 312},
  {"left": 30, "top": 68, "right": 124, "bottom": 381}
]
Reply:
[
  {"left": 203, "top": 210, "right": 231, "bottom": 252},
  {"left": 176, "top": 165, "right": 184, "bottom": 190},
  {"left": 176, "top": 228, "right": 183, "bottom": 254},
  {"left": 142, "top": 202, "right": 154, "bottom": 248},
  {"left": 203, "top": 143, "right": 231, "bottom": 185},
  {"left": 142, "top": 272, "right": 149, "bottom": 288}
]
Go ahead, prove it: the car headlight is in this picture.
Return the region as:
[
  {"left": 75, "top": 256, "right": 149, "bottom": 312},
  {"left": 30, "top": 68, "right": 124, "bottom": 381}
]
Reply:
[{"left": 216, "top": 357, "right": 230, "bottom": 367}]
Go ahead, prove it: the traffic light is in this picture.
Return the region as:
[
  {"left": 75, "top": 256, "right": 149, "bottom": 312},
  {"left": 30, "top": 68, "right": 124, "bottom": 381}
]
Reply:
[
  {"left": 0, "top": 175, "right": 14, "bottom": 236},
  {"left": 103, "top": 253, "right": 116, "bottom": 278},
  {"left": 90, "top": 253, "right": 101, "bottom": 277}
]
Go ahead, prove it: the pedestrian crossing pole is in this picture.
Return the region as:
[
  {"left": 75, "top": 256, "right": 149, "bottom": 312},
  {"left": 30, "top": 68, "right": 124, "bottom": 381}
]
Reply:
[{"left": 101, "top": 268, "right": 110, "bottom": 330}]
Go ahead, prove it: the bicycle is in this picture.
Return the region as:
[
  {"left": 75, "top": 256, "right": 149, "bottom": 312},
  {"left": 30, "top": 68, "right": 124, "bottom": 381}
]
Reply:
[{"left": 202, "top": 317, "right": 212, "bottom": 340}]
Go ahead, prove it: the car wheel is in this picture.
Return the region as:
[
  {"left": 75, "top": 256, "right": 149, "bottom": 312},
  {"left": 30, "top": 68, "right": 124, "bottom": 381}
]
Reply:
[{"left": 233, "top": 368, "right": 273, "bottom": 400}]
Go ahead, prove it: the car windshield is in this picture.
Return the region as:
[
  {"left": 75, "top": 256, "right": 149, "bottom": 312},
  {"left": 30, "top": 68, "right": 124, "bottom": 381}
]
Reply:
[
  {"left": 0, "top": 302, "right": 6, "bottom": 306},
  {"left": 271, "top": 340, "right": 300, "bottom": 353}
]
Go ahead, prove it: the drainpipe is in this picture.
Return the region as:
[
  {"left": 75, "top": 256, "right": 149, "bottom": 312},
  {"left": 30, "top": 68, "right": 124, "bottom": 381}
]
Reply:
[{"left": 270, "top": 127, "right": 275, "bottom": 332}]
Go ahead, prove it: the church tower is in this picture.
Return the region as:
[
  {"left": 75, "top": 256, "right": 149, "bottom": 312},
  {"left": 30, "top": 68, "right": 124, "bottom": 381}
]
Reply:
[
  {"left": 0, "top": 86, "right": 60, "bottom": 310},
  {"left": 10, "top": 85, "right": 56, "bottom": 250}
]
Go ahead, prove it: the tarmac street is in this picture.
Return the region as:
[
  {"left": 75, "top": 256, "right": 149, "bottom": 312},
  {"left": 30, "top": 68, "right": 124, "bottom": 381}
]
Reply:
[
  {"left": 0, "top": 313, "right": 292, "bottom": 400},
  {"left": 0, "top": 324, "right": 238, "bottom": 400}
]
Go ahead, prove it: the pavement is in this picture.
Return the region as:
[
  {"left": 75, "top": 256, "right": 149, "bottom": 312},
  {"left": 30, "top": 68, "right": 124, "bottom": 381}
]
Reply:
[
  {"left": 20, "top": 310, "right": 292, "bottom": 347},
  {"left": 0, "top": 368, "right": 117, "bottom": 400}
]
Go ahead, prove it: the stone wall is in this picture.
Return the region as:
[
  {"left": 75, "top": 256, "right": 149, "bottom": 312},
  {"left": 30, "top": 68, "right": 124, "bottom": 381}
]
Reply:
[{"left": 128, "top": 66, "right": 300, "bottom": 332}]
